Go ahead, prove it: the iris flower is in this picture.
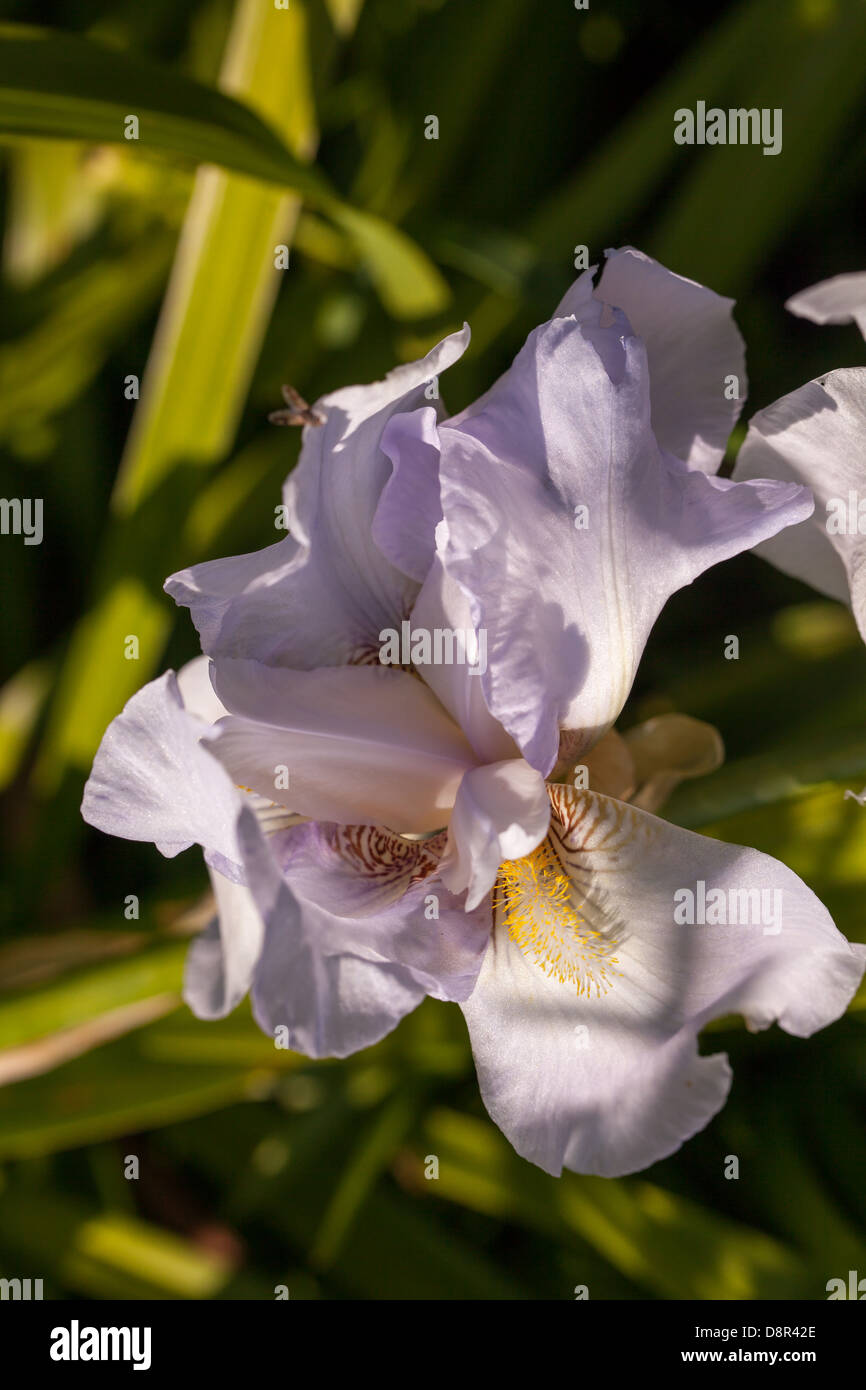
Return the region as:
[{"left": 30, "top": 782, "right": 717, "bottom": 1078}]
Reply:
[
  {"left": 733, "top": 270, "right": 866, "bottom": 643},
  {"left": 83, "top": 250, "right": 866, "bottom": 1176}
]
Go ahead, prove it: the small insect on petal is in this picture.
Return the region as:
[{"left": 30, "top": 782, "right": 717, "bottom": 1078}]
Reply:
[{"left": 268, "top": 384, "right": 325, "bottom": 427}]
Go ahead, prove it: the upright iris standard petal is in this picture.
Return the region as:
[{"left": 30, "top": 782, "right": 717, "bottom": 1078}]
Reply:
[
  {"left": 437, "top": 309, "right": 813, "bottom": 774},
  {"left": 786, "top": 272, "right": 866, "bottom": 338},
  {"left": 165, "top": 327, "right": 470, "bottom": 667},
  {"left": 733, "top": 368, "right": 866, "bottom": 638},
  {"left": 208, "top": 658, "right": 477, "bottom": 833},
  {"left": 163, "top": 539, "right": 301, "bottom": 659},
  {"left": 595, "top": 247, "right": 747, "bottom": 473},
  {"left": 373, "top": 405, "right": 444, "bottom": 583},
  {"left": 408, "top": 539, "right": 518, "bottom": 766},
  {"left": 461, "top": 787, "right": 866, "bottom": 1177}
]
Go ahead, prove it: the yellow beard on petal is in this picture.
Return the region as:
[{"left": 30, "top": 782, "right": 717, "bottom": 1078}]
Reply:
[{"left": 493, "top": 840, "right": 621, "bottom": 997}]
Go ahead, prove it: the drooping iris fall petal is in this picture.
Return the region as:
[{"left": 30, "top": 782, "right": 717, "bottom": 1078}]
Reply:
[{"left": 461, "top": 787, "right": 866, "bottom": 1177}]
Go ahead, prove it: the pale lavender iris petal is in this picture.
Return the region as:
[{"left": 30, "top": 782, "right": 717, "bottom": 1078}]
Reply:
[
  {"left": 235, "top": 811, "right": 426, "bottom": 1056},
  {"left": 83, "top": 662, "right": 272, "bottom": 1020},
  {"left": 165, "top": 538, "right": 302, "bottom": 664},
  {"left": 449, "top": 268, "right": 600, "bottom": 438},
  {"left": 81, "top": 669, "right": 245, "bottom": 883},
  {"left": 269, "top": 821, "right": 490, "bottom": 1001},
  {"left": 461, "top": 787, "right": 866, "bottom": 1178},
  {"left": 183, "top": 868, "right": 265, "bottom": 1020},
  {"left": 374, "top": 405, "right": 443, "bottom": 583},
  {"left": 733, "top": 368, "right": 866, "bottom": 636},
  {"left": 550, "top": 264, "right": 598, "bottom": 319},
  {"left": 438, "top": 316, "right": 813, "bottom": 775},
  {"left": 165, "top": 328, "right": 469, "bottom": 667},
  {"left": 175, "top": 653, "right": 229, "bottom": 724},
  {"left": 208, "top": 658, "right": 476, "bottom": 833},
  {"left": 439, "top": 759, "right": 550, "bottom": 911},
  {"left": 255, "top": 930, "right": 425, "bottom": 1059},
  {"left": 409, "top": 541, "right": 517, "bottom": 765},
  {"left": 272, "top": 821, "right": 445, "bottom": 916},
  {"left": 786, "top": 272, "right": 866, "bottom": 339},
  {"left": 596, "top": 246, "right": 747, "bottom": 473}
]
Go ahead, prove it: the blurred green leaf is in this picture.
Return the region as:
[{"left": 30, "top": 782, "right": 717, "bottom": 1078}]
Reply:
[
  {"left": 0, "top": 1187, "right": 234, "bottom": 1298},
  {"left": 0, "top": 1022, "right": 268, "bottom": 1158},
  {"left": 666, "top": 732, "right": 866, "bottom": 829},
  {"left": 35, "top": 577, "right": 170, "bottom": 785},
  {"left": 687, "top": 782, "right": 866, "bottom": 943},
  {"left": 420, "top": 1108, "right": 808, "bottom": 1299},
  {"left": 326, "top": 202, "right": 450, "bottom": 320},
  {"left": 112, "top": 0, "right": 319, "bottom": 514},
  {"left": 0, "top": 21, "right": 329, "bottom": 198},
  {"left": 0, "top": 658, "right": 51, "bottom": 789},
  {"left": 0, "top": 231, "right": 174, "bottom": 451},
  {"left": 468, "top": 0, "right": 778, "bottom": 350},
  {"left": 2, "top": 137, "right": 100, "bottom": 285},
  {"left": 322, "top": 0, "right": 365, "bottom": 38},
  {"left": 309, "top": 1082, "right": 422, "bottom": 1268},
  {"left": 652, "top": 0, "right": 866, "bottom": 287},
  {"left": 0, "top": 936, "right": 186, "bottom": 1051},
  {"left": 34, "top": 0, "right": 316, "bottom": 788}
]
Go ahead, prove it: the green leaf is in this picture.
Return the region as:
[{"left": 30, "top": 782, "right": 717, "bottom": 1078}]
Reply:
[
  {"left": 0, "top": 937, "right": 187, "bottom": 1052},
  {"left": 2, "top": 136, "right": 99, "bottom": 285},
  {"left": 163, "top": 1100, "right": 531, "bottom": 1298},
  {"left": 0, "top": 659, "right": 51, "bottom": 790},
  {"left": 0, "top": 231, "right": 174, "bottom": 451},
  {"left": 467, "top": 0, "right": 779, "bottom": 352},
  {"left": 0, "top": 1026, "right": 264, "bottom": 1158},
  {"left": 111, "top": 0, "right": 319, "bottom": 514},
  {"left": 665, "top": 731, "right": 866, "bottom": 829},
  {"left": 325, "top": 201, "right": 451, "bottom": 320},
  {"left": 681, "top": 782, "right": 866, "bottom": 944},
  {"left": 35, "top": 577, "right": 171, "bottom": 786},
  {"left": 309, "top": 1084, "right": 423, "bottom": 1268},
  {"left": 34, "top": 0, "right": 317, "bottom": 785},
  {"left": 0, "top": 1187, "right": 235, "bottom": 1298},
  {"left": 651, "top": 0, "right": 866, "bottom": 287},
  {"left": 0, "top": 19, "right": 449, "bottom": 336},
  {"left": 420, "top": 1108, "right": 808, "bottom": 1299},
  {"left": 322, "top": 0, "right": 366, "bottom": 37},
  {"left": 0, "top": 21, "right": 329, "bottom": 199}
]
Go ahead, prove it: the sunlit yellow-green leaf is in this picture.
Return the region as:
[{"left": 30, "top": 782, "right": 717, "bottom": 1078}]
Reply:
[
  {"left": 35, "top": 578, "right": 170, "bottom": 785},
  {"left": 2, "top": 137, "right": 100, "bottom": 284},
  {"left": 323, "top": 201, "right": 451, "bottom": 321},
  {"left": 0, "top": 659, "right": 50, "bottom": 789},
  {"left": 113, "top": 0, "right": 317, "bottom": 514},
  {"left": 0, "top": 1189, "right": 234, "bottom": 1297},
  {"left": 420, "top": 1109, "right": 807, "bottom": 1299},
  {"left": 0, "top": 936, "right": 187, "bottom": 1051},
  {"left": 323, "top": 0, "right": 366, "bottom": 37},
  {"left": 0, "top": 21, "right": 328, "bottom": 198}
]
